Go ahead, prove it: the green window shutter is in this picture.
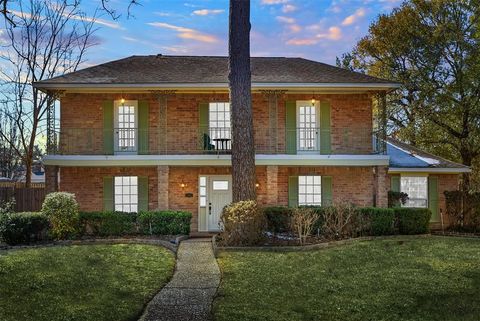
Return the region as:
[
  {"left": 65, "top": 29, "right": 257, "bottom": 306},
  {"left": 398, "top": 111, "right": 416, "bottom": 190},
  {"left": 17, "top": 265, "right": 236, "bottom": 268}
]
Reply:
[
  {"left": 103, "top": 101, "right": 114, "bottom": 155},
  {"left": 138, "top": 100, "right": 149, "bottom": 155},
  {"left": 138, "top": 176, "right": 149, "bottom": 212},
  {"left": 199, "top": 102, "right": 210, "bottom": 150},
  {"left": 321, "top": 176, "right": 333, "bottom": 206},
  {"left": 285, "top": 101, "right": 297, "bottom": 154},
  {"left": 320, "top": 101, "right": 331, "bottom": 155},
  {"left": 391, "top": 176, "right": 400, "bottom": 192},
  {"left": 103, "top": 176, "right": 114, "bottom": 211},
  {"left": 428, "top": 176, "right": 439, "bottom": 222},
  {"left": 288, "top": 176, "right": 298, "bottom": 207}
]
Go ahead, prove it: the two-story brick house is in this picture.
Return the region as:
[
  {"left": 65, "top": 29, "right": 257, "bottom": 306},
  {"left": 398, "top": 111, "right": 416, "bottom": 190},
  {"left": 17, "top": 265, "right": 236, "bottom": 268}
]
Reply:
[{"left": 35, "top": 55, "right": 469, "bottom": 234}]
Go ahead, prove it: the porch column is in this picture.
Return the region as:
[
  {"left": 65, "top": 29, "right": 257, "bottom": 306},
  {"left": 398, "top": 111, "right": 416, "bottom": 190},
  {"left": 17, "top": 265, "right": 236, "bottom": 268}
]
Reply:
[
  {"left": 157, "top": 165, "right": 169, "bottom": 210},
  {"left": 266, "top": 165, "right": 279, "bottom": 205},
  {"left": 376, "top": 92, "right": 387, "bottom": 154},
  {"left": 374, "top": 165, "right": 389, "bottom": 207},
  {"left": 45, "top": 165, "right": 59, "bottom": 194}
]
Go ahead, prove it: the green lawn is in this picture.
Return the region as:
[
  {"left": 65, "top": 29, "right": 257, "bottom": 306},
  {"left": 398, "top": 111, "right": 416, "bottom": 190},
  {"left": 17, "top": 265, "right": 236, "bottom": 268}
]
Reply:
[
  {"left": 214, "top": 237, "right": 480, "bottom": 321},
  {"left": 0, "top": 244, "right": 175, "bottom": 321}
]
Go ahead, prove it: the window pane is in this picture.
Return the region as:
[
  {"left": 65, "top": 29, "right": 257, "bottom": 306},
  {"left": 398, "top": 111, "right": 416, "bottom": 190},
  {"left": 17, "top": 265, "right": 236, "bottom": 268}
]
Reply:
[
  {"left": 401, "top": 176, "right": 428, "bottom": 208},
  {"left": 114, "top": 176, "right": 139, "bottom": 213},
  {"left": 200, "top": 197, "right": 206, "bottom": 207},
  {"left": 213, "top": 180, "right": 229, "bottom": 190},
  {"left": 298, "top": 175, "right": 322, "bottom": 206}
]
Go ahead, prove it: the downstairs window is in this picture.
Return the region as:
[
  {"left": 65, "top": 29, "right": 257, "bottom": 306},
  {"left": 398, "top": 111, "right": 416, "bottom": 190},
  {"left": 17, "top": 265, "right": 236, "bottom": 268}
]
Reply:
[
  {"left": 401, "top": 176, "right": 428, "bottom": 208},
  {"left": 114, "top": 176, "right": 138, "bottom": 212}
]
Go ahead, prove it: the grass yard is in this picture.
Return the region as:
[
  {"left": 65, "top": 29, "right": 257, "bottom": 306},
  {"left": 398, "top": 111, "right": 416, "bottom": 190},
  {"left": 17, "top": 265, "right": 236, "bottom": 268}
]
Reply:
[
  {"left": 0, "top": 244, "right": 175, "bottom": 321},
  {"left": 214, "top": 237, "right": 480, "bottom": 321}
]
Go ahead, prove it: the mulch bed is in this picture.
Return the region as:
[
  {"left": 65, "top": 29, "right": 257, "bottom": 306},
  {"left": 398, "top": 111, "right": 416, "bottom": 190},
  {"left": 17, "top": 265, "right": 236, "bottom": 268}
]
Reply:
[{"left": 432, "top": 230, "right": 480, "bottom": 238}]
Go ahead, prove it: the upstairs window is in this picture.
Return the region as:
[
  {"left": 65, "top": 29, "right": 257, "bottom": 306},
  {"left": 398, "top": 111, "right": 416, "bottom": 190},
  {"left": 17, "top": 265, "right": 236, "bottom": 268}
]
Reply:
[
  {"left": 114, "top": 100, "right": 137, "bottom": 153},
  {"left": 298, "top": 175, "right": 322, "bottom": 206},
  {"left": 401, "top": 176, "right": 428, "bottom": 208},
  {"left": 209, "top": 102, "right": 231, "bottom": 150},
  {"left": 114, "top": 176, "right": 138, "bottom": 212}
]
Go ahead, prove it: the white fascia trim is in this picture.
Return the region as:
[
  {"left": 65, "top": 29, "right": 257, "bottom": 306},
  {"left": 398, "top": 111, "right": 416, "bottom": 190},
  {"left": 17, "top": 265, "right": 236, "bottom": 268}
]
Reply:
[
  {"left": 44, "top": 154, "right": 390, "bottom": 167},
  {"left": 388, "top": 167, "right": 471, "bottom": 174},
  {"left": 34, "top": 82, "right": 401, "bottom": 90}
]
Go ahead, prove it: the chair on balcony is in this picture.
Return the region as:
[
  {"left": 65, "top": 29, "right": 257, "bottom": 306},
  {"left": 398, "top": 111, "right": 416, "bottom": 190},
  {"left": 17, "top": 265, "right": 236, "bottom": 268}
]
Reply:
[{"left": 203, "top": 133, "right": 215, "bottom": 151}]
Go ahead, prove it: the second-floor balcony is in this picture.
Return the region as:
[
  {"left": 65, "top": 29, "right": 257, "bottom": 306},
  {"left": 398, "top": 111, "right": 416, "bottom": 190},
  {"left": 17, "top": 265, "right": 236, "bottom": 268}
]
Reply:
[{"left": 48, "top": 126, "right": 386, "bottom": 155}]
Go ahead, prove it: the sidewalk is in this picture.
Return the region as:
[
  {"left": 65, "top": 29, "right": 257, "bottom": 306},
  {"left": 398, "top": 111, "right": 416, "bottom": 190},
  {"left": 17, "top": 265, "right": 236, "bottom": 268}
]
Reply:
[{"left": 139, "top": 238, "right": 220, "bottom": 321}]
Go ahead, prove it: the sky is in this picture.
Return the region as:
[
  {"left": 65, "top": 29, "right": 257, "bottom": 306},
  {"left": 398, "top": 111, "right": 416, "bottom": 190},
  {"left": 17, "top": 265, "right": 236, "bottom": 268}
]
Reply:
[{"left": 77, "top": 0, "right": 402, "bottom": 67}]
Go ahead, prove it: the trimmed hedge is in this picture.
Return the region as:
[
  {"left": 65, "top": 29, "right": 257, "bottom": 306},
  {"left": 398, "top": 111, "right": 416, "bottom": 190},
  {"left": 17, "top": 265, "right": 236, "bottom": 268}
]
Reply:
[
  {"left": 264, "top": 207, "right": 292, "bottom": 233},
  {"left": 0, "top": 212, "right": 50, "bottom": 245},
  {"left": 358, "top": 207, "right": 395, "bottom": 236},
  {"left": 79, "top": 211, "right": 137, "bottom": 236},
  {"left": 264, "top": 206, "right": 429, "bottom": 237},
  {"left": 394, "top": 208, "right": 431, "bottom": 235},
  {"left": 138, "top": 211, "right": 192, "bottom": 235},
  {"left": 78, "top": 210, "right": 192, "bottom": 236}
]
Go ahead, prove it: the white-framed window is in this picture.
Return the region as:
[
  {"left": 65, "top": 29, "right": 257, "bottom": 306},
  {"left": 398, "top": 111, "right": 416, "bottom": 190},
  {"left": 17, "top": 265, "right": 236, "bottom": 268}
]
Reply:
[
  {"left": 199, "top": 176, "right": 207, "bottom": 207},
  {"left": 114, "top": 176, "right": 138, "bottom": 212},
  {"left": 209, "top": 102, "right": 231, "bottom": 150},
  {"left": 212, "top": 180, "right": 229, "bottom": 191},
  {"left": 298, "top": 175, "right": 322, "bottom": 206},
  {"left": 114, "top": 100, "right": 138, "bottom": 153},
  {"left": 401, "top": 176, "right": 428, "bottom": 208},
  {"left": 297, "top": 101, "right": 320, "bottom": 152}
]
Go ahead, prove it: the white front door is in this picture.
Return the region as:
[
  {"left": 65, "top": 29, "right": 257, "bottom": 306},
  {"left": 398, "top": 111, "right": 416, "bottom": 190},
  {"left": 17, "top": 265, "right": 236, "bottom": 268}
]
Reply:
[
  {"left": 207, "top": 175, "right": 232, "bottom": 231},
  {"left": 297, "top": 101, "right": 320, "bottom": 152}
]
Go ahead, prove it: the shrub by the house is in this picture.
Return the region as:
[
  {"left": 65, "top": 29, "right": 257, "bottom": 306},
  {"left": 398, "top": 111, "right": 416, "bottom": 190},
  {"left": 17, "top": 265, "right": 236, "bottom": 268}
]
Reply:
[
  {"left": 138, "top": 211, "right": 192, "bottom": 235},
  {"left": 358, "top": 207, "right": 396, "bottom": 236},
  {"left": 444, "top": 191, "right": 480, "bottom": 232},
  {"left": 388, "top": 191, "right": 409, "bottom": 208},
  {"left": 78, "top": 211, "right": 137, "bottom": 236},
  {"left": 41, "top": 192, "right": 79, "bottom": 240},
  {"left": 0, "top": 212, "right": 50, "bottom": 245},
  {"left": 77, "top": 210, "right": 192, "bottom": 236},
  {"left": 264, "top": 207, "right": 293, "bottom": 233},
  {"left": 291, "top": 207, "right": 319, "bottom": 245},
  {"left": 219, "top": 200, "right": 265, "bottom": 246},
  {"left": 394, "top": 208, "right": 431, "bottom": 234}
]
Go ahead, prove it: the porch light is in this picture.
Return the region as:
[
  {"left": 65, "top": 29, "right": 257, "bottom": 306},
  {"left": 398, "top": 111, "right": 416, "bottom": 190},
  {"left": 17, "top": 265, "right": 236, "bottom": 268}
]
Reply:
[
  {"left": 255, "top": 183, "right": 260, "bottom": 188},
  {"left": 120, "top": 98, "right": 125, "bottom": 104},
  {"left": 311, "top": 97, "right": 316, "bottom": 106},
  {"left": 180, "top": 183, "right": 187, "bottom": 188}
]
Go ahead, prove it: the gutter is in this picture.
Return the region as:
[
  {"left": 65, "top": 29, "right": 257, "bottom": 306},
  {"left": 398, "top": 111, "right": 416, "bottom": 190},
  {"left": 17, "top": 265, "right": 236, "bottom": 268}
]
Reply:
[{"left": 388, "top": 167, "right": 471, "bottom": 174}]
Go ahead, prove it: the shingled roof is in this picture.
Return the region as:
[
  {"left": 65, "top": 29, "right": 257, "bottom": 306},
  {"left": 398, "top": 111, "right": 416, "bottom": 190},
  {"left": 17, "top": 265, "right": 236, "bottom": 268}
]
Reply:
[
  {"left": 387, "top": 138, "right": 469, "bottom": 171},
  {"left": 34, "top": 55, "right": 398, "bottom": 87}
]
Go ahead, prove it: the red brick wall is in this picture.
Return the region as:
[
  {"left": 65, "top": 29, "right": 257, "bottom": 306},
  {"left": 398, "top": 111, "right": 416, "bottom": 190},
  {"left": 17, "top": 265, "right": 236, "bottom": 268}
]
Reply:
[
  {"left": 59, "top": 166, "right": 158, "bottom": 211},
  {"left": 59, "top": 92, "right": 373, "bottom": 155},
  {"left": 278, "top": 166, "right": 376, "bottom": 207}
]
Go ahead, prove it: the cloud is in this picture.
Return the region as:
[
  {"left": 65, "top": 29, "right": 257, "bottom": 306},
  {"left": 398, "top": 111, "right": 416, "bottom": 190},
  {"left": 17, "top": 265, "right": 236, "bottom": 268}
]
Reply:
[
  {"left": 148, "top": 22, "right": 219, "bottom": 43},
  {"left": 192, "top": 9, "right": 225, "bottom": 16},
  {"left": 288, "top": 24, "right": 302, "bottom": 33},
  {"left": 9, "top": 9, "right": 123, "bottom": 30},
  {"left": 287, "top": 26, "right": 342, "bottom": 45},
  {"left": 261, "top": 0, "right": 290, "bottom": 4},
  {"left": 286, "top": 38, "right": 318, "bottom": 46},
  {"left": 317, "top": 26, "right": 342, "bottom": 40},
  {"left": 276, "top": 16, "right": 295, "bottom": 24},
  {"left": 282, "top": 4, "right": 297, "bottom": 13},
  {"left": 341, "top": 8, "right": 366, "bottom": 26}
]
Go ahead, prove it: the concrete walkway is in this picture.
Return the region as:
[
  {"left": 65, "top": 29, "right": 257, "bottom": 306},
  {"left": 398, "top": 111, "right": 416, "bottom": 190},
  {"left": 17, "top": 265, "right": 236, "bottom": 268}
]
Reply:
[{"left": 139, "top": 238, "right": 220, "bottom": 321}]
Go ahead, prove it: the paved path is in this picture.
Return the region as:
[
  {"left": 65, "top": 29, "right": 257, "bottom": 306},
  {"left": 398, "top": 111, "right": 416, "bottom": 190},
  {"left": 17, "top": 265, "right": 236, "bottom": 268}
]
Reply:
[{"left": 139, "top": 238, "right": 220, "bottom": 321}]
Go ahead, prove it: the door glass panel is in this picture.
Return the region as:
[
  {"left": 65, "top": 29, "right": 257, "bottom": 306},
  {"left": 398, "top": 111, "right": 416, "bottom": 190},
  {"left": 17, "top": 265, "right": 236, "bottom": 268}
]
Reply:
[
  {"left": 212, "top": 180, "right": 229, "bottom": 190},
  {"left": 116, "top": 102, "right": 137, "bottom": 152},
  {"left": 297, "top": 103, "right": 319, "bottom": 151}
]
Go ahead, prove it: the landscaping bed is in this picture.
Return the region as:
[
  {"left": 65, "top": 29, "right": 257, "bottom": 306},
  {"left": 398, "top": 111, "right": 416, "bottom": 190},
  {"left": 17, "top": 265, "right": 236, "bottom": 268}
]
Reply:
[
  {"left": 213, "top": 236, "right": 480, "bottom": 321},
  {"left": 0, "top": 243, "right": 175, "bottom": 321}
]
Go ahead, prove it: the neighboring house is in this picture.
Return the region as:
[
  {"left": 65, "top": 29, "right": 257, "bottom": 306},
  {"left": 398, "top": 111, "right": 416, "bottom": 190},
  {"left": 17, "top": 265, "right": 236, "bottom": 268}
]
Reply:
[{"left": 34, "top": 55, "right": 470, "bottom": 234}]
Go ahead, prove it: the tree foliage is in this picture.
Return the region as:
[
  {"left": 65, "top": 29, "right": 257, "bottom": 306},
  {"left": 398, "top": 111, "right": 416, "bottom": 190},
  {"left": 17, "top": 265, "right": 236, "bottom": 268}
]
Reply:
[{"left": 338, "top": 0, "right": 480, "bottom": 189}]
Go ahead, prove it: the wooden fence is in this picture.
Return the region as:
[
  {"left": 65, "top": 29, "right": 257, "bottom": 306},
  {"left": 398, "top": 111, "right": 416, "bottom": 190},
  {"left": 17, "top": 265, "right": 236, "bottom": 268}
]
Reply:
[{"left": 0, "top": 183, "right": 46, "bottom": 212}]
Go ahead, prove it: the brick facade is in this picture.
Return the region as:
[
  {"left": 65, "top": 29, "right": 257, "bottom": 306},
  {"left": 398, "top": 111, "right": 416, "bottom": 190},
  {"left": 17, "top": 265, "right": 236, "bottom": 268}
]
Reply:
[{"left": 59, "top": 92, "right": 373, "bottom": 155}]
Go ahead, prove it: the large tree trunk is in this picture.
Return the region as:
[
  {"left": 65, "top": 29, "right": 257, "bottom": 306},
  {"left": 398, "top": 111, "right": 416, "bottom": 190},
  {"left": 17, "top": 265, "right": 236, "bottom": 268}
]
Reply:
[{"left": 228, "top": 0, "right": 256, "bottom": 202}]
